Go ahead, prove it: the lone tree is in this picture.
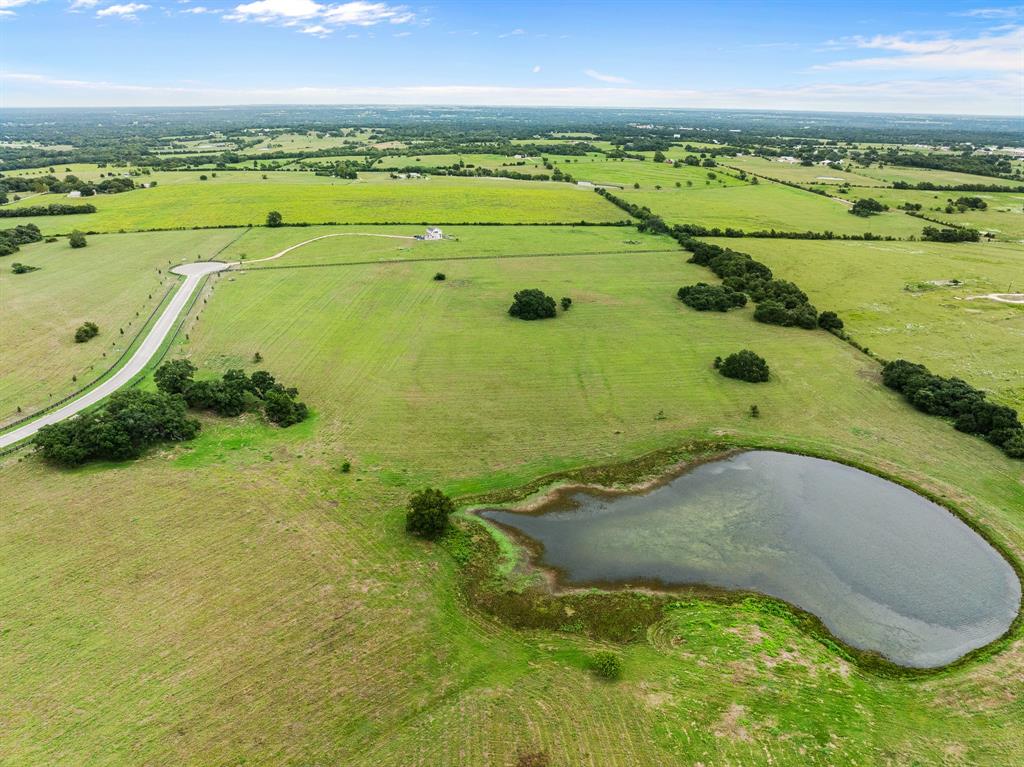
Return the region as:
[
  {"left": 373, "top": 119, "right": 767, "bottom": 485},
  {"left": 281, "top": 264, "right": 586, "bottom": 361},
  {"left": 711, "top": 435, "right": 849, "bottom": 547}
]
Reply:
[
  {"left": 405, "top": 488, "right": 455, "bottom": 539},
  {"left": 508, "top": 289, "right": 557, "bottom": 321},
  {"left": 266, "top": 210, "right": 283, "bottom": 227},
  {"left": 69, "top": 230, "right": 87, "bottom": 249},
  {"left": 560, "top": 296, "right": 572, "bottom": 311},
  {"left": 719, "top": 350, "right": 770, "bottom": 383}
]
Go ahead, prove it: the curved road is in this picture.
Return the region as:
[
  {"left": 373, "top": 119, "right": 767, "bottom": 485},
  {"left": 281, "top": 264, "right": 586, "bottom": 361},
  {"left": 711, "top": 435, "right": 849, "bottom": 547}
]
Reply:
[
  {"left": 0, "top": 261, "right": 230, "bottom": 450},
  {"left": 0, "top": 232, "right": 432, "bottom": 450}
]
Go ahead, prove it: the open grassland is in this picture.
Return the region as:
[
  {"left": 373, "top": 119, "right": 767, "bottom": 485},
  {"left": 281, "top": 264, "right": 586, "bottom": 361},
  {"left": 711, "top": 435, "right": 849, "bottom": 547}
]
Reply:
[
  {"left": 845, "top": 187, "right": 1024, "bottom": 241},
  {"left": 219, "top": 223, "right": 670, "bottom": 266},
  {"left": 3, "top": 173, "right": 625, "bottom": 234},
  {"left": 0, "top": 229, "right": 244, "bottom": 424},
  {"left": 708, "top": 238, "right": 1024, "bottom": 410},
  {"left": 3, "top": 237, "right": 1023, "bottom": 765},
  {"left": 724, "top": 156, "right": 886, "bottom": 186},
  {"left": 366, "top": 153, "right": 540, "bottom": 170},
  {"left": 620, "top": 181, "right": 925, "bottom": 237},
  {"left": 850, "top": 164, "right": 1024, "bottom": 189},
  {"left": 570, "top": 157, "right": 747, "bottom": 189}
]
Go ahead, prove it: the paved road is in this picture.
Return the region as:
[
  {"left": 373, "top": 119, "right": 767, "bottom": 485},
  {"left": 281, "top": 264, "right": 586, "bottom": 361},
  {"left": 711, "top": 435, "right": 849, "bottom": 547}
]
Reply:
[{"left": 0, "top": 261, "right": 230, "bottom": 450}]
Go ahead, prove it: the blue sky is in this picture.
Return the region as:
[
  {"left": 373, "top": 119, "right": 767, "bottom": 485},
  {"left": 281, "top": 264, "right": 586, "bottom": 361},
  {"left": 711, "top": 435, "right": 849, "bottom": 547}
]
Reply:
[{"left": 1, "top": 1, "right": 1022, "bottom": 114}]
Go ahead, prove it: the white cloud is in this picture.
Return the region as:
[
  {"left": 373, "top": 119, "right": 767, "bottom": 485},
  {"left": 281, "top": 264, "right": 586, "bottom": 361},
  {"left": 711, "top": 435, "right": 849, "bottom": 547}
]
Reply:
[
  {"left": 301, "top": 23, "right": 330, "bottom": 36},
  {"left": 180, "top": 5, "right": 214, "bottom": 13},
  {"left": 96, "top": 3, "right": 150, "bottom": 17},
  {"left": 818, "top": 27, "right": 1024, "bottom": 71},
  {"left": 68, "top": 0, "right": 101, "bottom": 8},
  {"left": 7, "top": 70, "right": 1018, "bottom": 116},
  {"left": 0, "top": 0, "right": 40, "bottom": 14},
  {"left": 584, "top": 68, "right": 631, "bottom": 84},
  {"left": 498, "top": 28, "right": 524, "bottom": 38},
  {"left": 225, "top": 0, "right": 414, "bottom": 31},
  {"left": 957, "top": 5, "right": 1023, "bottom": 18},
  {"left": 532, "top": 65, "right": 541, "bottom": 73}
]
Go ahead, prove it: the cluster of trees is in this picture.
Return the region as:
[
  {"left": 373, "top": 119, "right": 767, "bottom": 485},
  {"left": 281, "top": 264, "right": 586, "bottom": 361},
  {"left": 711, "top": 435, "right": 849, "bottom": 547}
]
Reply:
[
  {"left": 0, "top": 173, "right": 139, "bottom": 203},
  {"left": 921, "top": 226, "right": 981, "bottom": 243},
  {"left": 34, "top": 389, "right": 201, "bottom": 466},
  {"left": 950, "top": 196, "right": 987, "bottom": 211},
  {"left": 0, "top": 223, "right": 42, "bottom": 256},
  {"left": 155, "top": 360, "right": 310, "bottom": 426},
  {"left": 69, "top": 231, "right": 87, "bottom": 248},
  {"left": 0, "top": 203, "right": 96, "bottom": 218},
  {"left": 849, "top": 198, "right": 887, "bottom": 217},
  {"left": 677, "top": 282, "right": 747, "bottom": 312},
  {"left": 683, "top": 240, "right": 822, "bottom": 329},
  {"left": 508, "top": 288, "right": 557, "bottom": 320},
  {"left": 715, "top": 350, "right": 770, "bottom": 383},
  {"left": 74, "top": 321, "right": 99, "bottom": 343},
  {"left": 11, "top": 262, "right": 39, "bottom": 274},
  {"left": 882, "top": 360, "right": 1024, "bottom": 459}
]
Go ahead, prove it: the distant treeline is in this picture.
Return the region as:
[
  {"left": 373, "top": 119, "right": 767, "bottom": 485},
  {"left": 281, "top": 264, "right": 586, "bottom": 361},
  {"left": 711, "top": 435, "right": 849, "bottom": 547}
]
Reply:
[
  {"left": 893, "top": 181, "right": 1024, "bottom": 192},
  {"left": 0, "top": 203, "right": 96, "bottom": 218},
  {"left": 882, "top": 152, "right": 1018, "bottom": 180}
]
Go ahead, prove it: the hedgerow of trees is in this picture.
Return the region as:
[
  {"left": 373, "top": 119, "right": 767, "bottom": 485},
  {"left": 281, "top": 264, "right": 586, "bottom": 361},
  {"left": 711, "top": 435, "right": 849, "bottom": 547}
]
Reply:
[
  {"left": 882, "top": 360, "right": 1023, "bottom": 459},
  {"left": 0, "top": 223, "right": 42, "bottom": 256},
  {"left": 921, "top": 226, "right": 981, "bottom": 242}
]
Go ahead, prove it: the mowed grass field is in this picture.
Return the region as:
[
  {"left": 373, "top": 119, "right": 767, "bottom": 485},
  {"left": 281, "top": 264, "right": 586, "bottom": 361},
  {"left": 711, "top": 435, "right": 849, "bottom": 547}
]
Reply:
[
  {"left": 724, "top": 156, "right": 886, "bottom": 186},
  {"left": 850, "top": 163, "right": 1024, "bottom": 189},
  {"left": 710, "top": 238, "right": 1024, "bottom": 409},
  {"left": 3, "top": 173, "right": 626, "bottom": 233},
  {"left": 845, "top": 187, "right": 1024, "bottom": 241},
  {"left": 3, "top": 236, "right": 1023, "bottom": 765},
  {"left": 620, "top": 180, "right": 926, "bottom": 237},
  {"left": 219, "top": 223, "right": 672, "bottom": 266},
  {"left": 0, "top": 229, "right": 245, "bottom": 424},
  {"left": 569, "top": 157, "right": 748, "bottom": 189}
]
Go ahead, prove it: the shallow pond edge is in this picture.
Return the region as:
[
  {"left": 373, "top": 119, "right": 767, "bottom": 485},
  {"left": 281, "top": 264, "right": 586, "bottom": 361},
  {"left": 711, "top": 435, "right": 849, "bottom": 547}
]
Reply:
[{"left": 451, "top": 439, "right": 1024, "bottom": 680}]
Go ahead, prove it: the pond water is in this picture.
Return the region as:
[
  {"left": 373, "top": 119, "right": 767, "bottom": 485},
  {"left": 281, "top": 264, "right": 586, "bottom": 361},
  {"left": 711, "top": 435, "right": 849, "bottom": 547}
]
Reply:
[{"left": 480, "top": 451, "right": 1020, "bottom": 667}]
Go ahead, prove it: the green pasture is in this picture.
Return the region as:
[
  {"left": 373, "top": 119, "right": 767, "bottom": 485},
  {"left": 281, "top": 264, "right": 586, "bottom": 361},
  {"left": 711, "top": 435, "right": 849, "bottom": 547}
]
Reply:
[
  {"left": 219, "top": 223, "right": 670, "bottom": 266},
  {"left": 851, "top": 164, "right": 1024, "bottom": 189},
  {"left": 0, "top": 229, "right": 243, "bottom": 423},
  {"left": 3, "top": 234, "right": 1023, "bottom": 765},
  {"left": 724, "top": 156, "right": 885, "bottom": 186},
  {"left": 620, "top": 181, "right": 924, "bottom": 237},
  {"left": 570, "top": 157, "right": 747, "bottom": 189},
  {"left": 845, "top": 188, "right": 1024, "bottom": 241},
  {"left": 708, "top": 238, "right": 1024, "bottom": 409},
  {"left": 2, "top": 173, "right": 626, "bottom": 233}
]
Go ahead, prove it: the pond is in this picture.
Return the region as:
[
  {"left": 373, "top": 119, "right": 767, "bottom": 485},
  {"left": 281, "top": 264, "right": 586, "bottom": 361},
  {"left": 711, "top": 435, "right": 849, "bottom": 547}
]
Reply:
[{"left": 480, "top": 451, "right": 1020, "bottom": 667}]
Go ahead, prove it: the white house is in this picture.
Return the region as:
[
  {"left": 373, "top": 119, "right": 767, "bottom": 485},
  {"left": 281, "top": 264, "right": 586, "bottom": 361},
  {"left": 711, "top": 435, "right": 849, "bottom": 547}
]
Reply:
[
  {"left": 424, "top": 227, "right": 444, "bottom": 240},
  {"left": 67, "top": 190, "right": 82, "bottom": 198}
]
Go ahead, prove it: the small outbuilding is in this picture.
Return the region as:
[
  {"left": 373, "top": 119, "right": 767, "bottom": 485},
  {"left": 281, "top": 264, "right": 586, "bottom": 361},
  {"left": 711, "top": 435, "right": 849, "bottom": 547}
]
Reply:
[
  {"left": 424, "top": 227, "right": 444, "bottom": 240},
  {"left": 67, "top": 190, "right": 82, "bottom": 198}
]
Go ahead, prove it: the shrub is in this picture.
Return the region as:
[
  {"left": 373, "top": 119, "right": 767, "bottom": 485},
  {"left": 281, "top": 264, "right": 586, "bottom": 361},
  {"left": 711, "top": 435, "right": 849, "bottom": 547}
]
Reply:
[
  {"left": 405, "top": 487, "right": 455, "bottom": 539},
  {"left": 719, "top": 350, "right": 770, "bottom": 383},
  {"left": 11, "top": 262, "right": 39, "bottom": 274},
  {"left": 591, "top": 651, "right": 623, "bottom": 680},
  {"left": 69, "top": 230, "right": 87, "bottom": 248},
  {"left": 677, "top": 282, "right": 747, "bottom": 311},
  {"left": 34, "top": 389, "right": 200, "bottom": 466},
  {"left": 508, "top": 288, "right": 557, "bottom": 320},
  {"left": 266, "top": 210, "right": 283, "bottom": 227},
  {"left": 433, "top": 272, "right": 446, "bottom": 281},
  {"left": 74, "top": 321, "right": 99, "bottom": 343},
  {"left": 340, "top": 460, "right": 352, "bottom": 473},
  {"left": 560, "top": 296, "right": 572, "bottom": 310}
]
